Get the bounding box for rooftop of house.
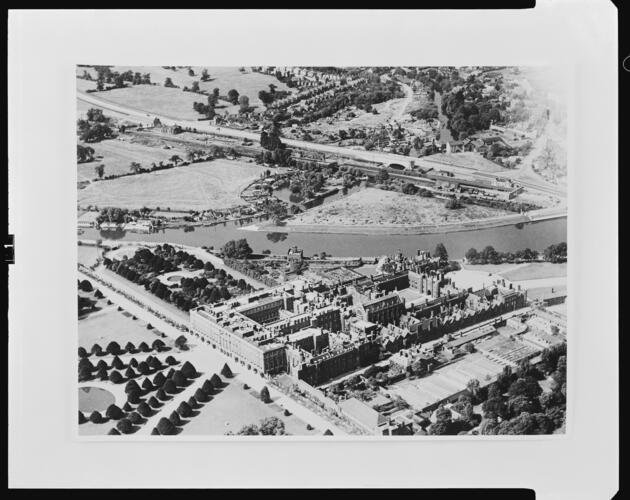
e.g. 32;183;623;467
340;397;388;431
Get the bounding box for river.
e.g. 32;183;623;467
80;217;566;260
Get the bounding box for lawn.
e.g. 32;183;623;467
500;262;567;281
78;159;273;211
77;138;187;182
181;379;318;436
78;302;168;350
77;244;100;267
288;187;512;227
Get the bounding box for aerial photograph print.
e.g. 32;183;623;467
76;65;568;437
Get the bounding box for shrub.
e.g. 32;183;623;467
148;396;161;408
181;361;197;378
194;388;207;402
78;411;87;424
149;357;163;371
165;355;178;366
95;360;108;371
137;402;152;418
105;404;124;420
260;386;271;404
108;428;121;435
152;339;165;351
90;344;103;356
128;411;143;425
78;347;88;358
125;380;141;394
111;356;124;370
166;368;175;379
139;342;150;353
172;371;187;387
187;396;198;409
106;341;121;355
210;373;222;387
141;378;154;392
127;390;142;404
78;357;95;372
169;411;182;426
129;357;139;367
151;427;161;435
201;380;214;395
177;401;192;418
79;279;93;292
306;424;313;431
242;383;249;390
89;411;103;424
153;372;166;387
125;342;136;353
221;363;233;378
137;361;151;375
323;429;333;435
175;335;187;348
96;367;109;380
157;417;177;435
94;289;104;299
109;370;123;384
156;388;169;401
146;323;153;330
116;418;133;434
125;367;137;379
284;409;291;417
78;366;93;382
163;379;177;394
122;402;133;412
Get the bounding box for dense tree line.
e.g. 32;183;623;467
90;66;151;92
465;242;566;265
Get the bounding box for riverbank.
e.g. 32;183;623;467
244;209;567;236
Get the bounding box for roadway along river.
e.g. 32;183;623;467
80;217;567;260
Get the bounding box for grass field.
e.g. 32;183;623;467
499;262;567;281
181;379;319;436
77;97;134;123
288;187;512;227
78;159;272;211
83;84;205;120
77;138;187;182
78;302;167;350
77;66;294;118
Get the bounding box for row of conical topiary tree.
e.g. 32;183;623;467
79;354;180;383
149;369;230;436
78;339;168;359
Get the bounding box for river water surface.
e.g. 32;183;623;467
80;216;566;260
